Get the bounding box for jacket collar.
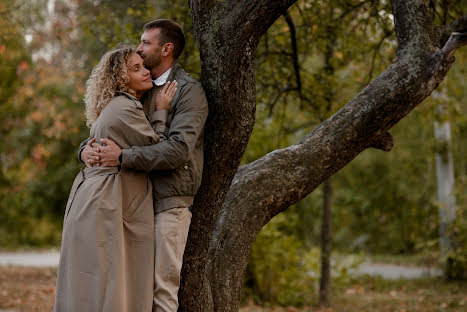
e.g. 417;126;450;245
167;62;182;82
117;91;139;101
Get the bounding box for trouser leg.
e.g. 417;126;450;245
153;207;192;312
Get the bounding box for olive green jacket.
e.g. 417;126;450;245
79;64;208;213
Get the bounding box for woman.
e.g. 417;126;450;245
53;47;176;312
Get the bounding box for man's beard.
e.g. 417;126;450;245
144;53;162;70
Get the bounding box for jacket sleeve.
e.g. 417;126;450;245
120;83;208;172
149;110;169;142
77;137;90;163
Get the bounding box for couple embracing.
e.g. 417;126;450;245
53;19;208;312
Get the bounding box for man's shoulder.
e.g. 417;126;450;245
173;65;200;87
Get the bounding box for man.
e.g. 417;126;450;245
80;19;208;312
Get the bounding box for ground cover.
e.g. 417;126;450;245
241;275;466;311
0;267;465;311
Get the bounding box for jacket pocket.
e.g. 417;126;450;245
152;165;191;198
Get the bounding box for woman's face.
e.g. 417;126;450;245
126;52;153;99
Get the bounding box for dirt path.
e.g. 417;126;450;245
0;251;443;279
0;251;59;268
352;262;442;279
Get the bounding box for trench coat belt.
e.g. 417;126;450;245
82;166;120;179
63;167;120;221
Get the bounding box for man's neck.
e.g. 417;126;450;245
151;60;175;79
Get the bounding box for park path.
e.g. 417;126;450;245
352;262;442;279
0;251;442;279
0;251;59;267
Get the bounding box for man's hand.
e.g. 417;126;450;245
93;138;122;167
81;138;99;168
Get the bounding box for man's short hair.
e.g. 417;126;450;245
143;19;186;59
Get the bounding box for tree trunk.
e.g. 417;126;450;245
433;101;457;277
179;1;467;310
319;178;332;306
319;10;336;305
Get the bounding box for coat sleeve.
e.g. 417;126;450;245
111;100;161;147
120;83;208;172
77;137;90;163
77;97;167;163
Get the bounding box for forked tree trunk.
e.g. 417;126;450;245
179;1;467;310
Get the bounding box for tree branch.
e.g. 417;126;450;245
435;14;467;48
391;0;436;54
370;132;394;151
218;0;298;48
283;10;303;103
207;21;461;308
449;14;467;32
441;31;467;54
188;0;218;18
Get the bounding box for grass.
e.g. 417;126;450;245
240;276;466;312
0;267;465;311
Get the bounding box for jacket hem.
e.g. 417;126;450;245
155;196;193;214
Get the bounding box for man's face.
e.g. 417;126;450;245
136;28;163;70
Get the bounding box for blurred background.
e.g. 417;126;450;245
0;0;466;310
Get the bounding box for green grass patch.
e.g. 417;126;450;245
241;275;467;311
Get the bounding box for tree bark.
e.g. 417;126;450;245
179;1;467;310
180;1;297;310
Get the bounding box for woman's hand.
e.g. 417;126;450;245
156;80;178;110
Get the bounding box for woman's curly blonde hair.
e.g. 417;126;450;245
84;46;137;127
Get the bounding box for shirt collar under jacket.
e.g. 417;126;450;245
153;67;171;86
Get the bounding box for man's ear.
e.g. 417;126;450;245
162;42;175;57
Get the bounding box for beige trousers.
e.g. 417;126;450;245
153;207;192;312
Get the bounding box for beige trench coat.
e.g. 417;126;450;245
54;93;161;312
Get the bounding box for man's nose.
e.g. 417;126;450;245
136;43;143;53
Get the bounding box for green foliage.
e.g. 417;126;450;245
445;209;467;279
244;213;362;306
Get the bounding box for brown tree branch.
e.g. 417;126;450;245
449;14;467;32
207;20;461;308
219;0;298;48
188;0;218;18
441;31;467;54
370;132;394;151
283;10;303;103
435;14;467;48
391;0;436;54
181;1;466;311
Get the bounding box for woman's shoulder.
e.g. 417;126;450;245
98;94;142;124
109;93;143;110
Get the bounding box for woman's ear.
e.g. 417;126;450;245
162;43;175;57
